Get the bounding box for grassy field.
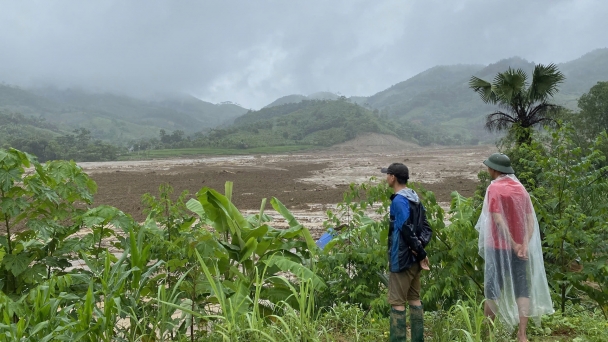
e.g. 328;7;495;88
119;144;318;160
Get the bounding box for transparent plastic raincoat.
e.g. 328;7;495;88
475;174;554;327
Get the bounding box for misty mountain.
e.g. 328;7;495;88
3;48;607;149
366;49;608;133
264;94;308;108
264;91;340;108
0;85;248;143
258;49;608;142
557;48;608;107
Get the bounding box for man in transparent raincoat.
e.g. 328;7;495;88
475;153;554;342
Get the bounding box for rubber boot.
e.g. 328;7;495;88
410;305;424;342
390;307;407;341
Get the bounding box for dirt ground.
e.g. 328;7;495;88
79;134;496;237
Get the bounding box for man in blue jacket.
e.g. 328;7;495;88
382;163;431;342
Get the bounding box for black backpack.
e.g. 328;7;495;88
407;201;433;248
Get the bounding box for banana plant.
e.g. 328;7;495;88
186;182;324;312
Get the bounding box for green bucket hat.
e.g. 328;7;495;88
483;153;515;174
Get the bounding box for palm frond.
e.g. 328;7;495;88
470;62;565;140
469;76;496;104
485;111;516;132
528;63;565;102
525;102;563;127
492;68;527;104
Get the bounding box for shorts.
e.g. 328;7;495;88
388;262;421;306
485;248;529;299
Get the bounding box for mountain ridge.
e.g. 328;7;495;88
0;85;248;143
2;48;607;148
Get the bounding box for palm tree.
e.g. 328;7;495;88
469;63;565;145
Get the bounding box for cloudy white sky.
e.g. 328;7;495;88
1;0;607;109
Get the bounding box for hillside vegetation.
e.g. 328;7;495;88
127;98;470;157
2;48;608;160
264;91;339;108
200;99;398;148
0;111;121;161
0;85;248;143
264;49;608;143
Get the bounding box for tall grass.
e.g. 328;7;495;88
425;298;515;342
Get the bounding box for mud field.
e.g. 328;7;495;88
79;135;496;238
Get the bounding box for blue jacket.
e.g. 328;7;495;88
388;188;432;273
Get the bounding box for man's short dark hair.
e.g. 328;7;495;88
381;163;409;184
394;175;408;185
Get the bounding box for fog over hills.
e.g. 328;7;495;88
0;84;248;142
259;49;608;130
2;1;607;110
1;48;607;145
264;92;339;108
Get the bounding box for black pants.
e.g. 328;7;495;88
485;248;529;299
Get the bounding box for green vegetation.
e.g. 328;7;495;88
576;81;608;140
232;99;394;146
359;49;608;143
140;98;475;152
0;111;60;148
2;49;608;156
2;51;608;339
1;133;608;340
0;85;248;143
1;111;121;162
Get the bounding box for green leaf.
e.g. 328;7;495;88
278;224;303;239
255;237;273;257
0;167;22;192
241;225;269;242
225;181;233;202
270;197;317;255
263;256;325;290
186;198;205;218
0;150;8;163
42;256;72;269
270;197;299;228
192;185;251;236
239;237;258;262
3;253;32;277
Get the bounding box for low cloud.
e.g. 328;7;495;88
0;0;606;109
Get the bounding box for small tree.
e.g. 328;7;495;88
578;81;608;138
532;126;608;317
469;63;565;145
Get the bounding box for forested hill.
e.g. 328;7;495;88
0;85;248;143
204;99;415;148
558;48;608;106
261;49;608;143
2;48;607;151
367;50;608;137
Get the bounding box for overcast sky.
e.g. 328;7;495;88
1;0;607;109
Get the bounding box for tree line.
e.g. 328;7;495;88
0;112;120;162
